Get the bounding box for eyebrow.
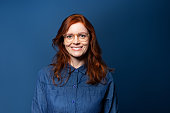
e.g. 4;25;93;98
66;32;88;35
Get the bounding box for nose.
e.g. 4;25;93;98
72;35;80;44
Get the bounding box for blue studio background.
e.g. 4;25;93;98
0;0;170;113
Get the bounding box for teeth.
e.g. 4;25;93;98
72;47;81;50
71;47;82;48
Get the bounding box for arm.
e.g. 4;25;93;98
103;72;119;113
31;69;47;113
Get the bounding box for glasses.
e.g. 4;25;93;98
63;32;89;42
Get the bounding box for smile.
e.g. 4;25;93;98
71;46;83;51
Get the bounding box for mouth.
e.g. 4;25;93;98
71;46;83;51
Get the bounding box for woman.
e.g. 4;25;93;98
31;14;119;113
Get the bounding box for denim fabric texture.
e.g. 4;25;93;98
31;64;118;113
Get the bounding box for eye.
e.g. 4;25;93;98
79;34;86;38
66;35;73;39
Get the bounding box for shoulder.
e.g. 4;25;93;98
37;65;54;84
38;65;54;75
105;70;115;84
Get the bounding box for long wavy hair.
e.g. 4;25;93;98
50;14;113;86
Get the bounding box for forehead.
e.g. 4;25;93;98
66;22;88;34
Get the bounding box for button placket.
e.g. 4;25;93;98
71;69;78;106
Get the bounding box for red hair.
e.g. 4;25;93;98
50;14;113;86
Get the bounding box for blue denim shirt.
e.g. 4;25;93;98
31;64;118;113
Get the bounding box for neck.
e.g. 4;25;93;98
69;56;85;69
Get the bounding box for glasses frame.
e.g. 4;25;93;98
63;32;90;42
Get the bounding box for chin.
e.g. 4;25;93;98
71;54;83;58
70;52;87;59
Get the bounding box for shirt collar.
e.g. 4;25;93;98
66;63;86;75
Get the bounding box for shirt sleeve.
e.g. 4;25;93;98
31;69;47;113
103;72;119;113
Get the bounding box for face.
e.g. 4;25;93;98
63;22;89;59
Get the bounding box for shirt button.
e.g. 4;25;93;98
72;100;75;103
74;69;78;72
73;84;77;88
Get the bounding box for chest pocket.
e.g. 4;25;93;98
89;87;106;96
46;84;69;96
45;84;70;113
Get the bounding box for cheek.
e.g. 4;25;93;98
64;40;71;50
83;43;89;52
63;40;69;46
86;41;90;49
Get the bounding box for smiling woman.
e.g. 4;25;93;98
31;14;119;113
